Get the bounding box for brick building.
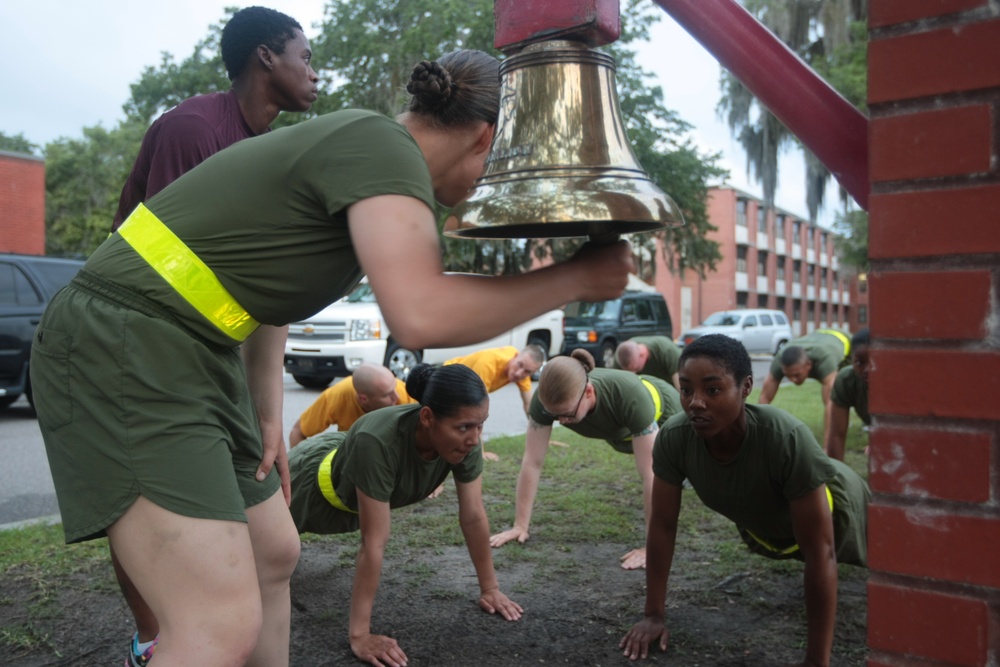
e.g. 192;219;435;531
652;186;868;339
0;150;45;255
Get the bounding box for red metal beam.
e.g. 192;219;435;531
652;0;870;210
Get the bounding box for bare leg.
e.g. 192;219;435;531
110;544;159;642
108;497;264;666
245;491;301;667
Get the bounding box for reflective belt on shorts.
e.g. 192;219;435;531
817;328;851;359
744;487;834;556
118;203;260;342
318;447;357;514
624;379;664;441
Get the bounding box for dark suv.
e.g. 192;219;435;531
561;291;673;367
0;253;85;409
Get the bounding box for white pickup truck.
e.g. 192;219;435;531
284;279;565;387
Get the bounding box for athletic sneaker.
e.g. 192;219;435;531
125;634;157;667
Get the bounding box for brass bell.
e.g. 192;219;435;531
444;39;683;240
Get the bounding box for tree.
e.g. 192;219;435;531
0;131;39;156
43;1;724;275
832;209;867;270
717;0;868;221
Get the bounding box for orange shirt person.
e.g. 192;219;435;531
288;364;415;446
444;345;545;414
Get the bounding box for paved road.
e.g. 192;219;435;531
0;358;773;527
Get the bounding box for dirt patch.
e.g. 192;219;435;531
0;525;867;666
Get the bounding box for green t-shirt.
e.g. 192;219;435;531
653;404;868;566
86;110;435;347
831;367;870;425
529;368;682;453
288;404;482;535
613;335;681;382
769;330;848;382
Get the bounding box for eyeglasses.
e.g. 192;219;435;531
541;380;588;420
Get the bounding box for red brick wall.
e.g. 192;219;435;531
867;3;1000;665
0;151;45;255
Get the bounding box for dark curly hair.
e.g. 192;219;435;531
221;6;303;81
405;363;488;418
679;334;753;385
405;50;500;128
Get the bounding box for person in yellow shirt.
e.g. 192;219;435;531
444;345;545;414
431;345;544;481
289;364;415;446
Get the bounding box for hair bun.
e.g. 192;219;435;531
406;60;457;111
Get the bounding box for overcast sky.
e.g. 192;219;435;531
0;0;839;226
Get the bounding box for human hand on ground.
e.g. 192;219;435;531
620;547;646;570
483;450;500;462
351;632;408;667
479;589;524;621
490;526;529;548
427;484;445;499
620;617;669;660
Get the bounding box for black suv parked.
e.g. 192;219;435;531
0;253;85;409
561;291;673;367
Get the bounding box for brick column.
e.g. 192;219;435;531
866;2;1000;665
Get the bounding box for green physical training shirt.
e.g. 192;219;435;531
529;368;681;453
831;367;870;425
654;404;868;565
613;335;681;382
87;110;435;347
769;330;848;381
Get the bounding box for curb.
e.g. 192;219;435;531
0;513;62;532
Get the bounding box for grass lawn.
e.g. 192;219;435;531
0;382;869;660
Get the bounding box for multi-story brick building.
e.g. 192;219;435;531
653;185;868;339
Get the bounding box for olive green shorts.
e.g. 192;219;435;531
287;431;359;536
31;272;280;544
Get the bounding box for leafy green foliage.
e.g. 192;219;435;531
717;1;868;221
43;121;147;256
0;132;39;156
39;0;723;276
832;209;869;270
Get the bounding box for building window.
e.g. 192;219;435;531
807;265;815;286
821;231;828;248
808;226;815;245
757;207;766;232
793;260;801;282
737;245;748;272
858;272;868;293
776;296;786;312
757;294;769;308
775;214;785;237
793;221;801;244
757;251;767;276
820;268;827;286
793;299;801;320
777;260;786;280
736;291;748;308
736;199;748;227
858;305;868;324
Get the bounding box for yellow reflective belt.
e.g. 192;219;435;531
318;447;357;514
745;486;834;555
817;328;851;359
641;378;663;423
118;203;260;342
625;379;664;442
